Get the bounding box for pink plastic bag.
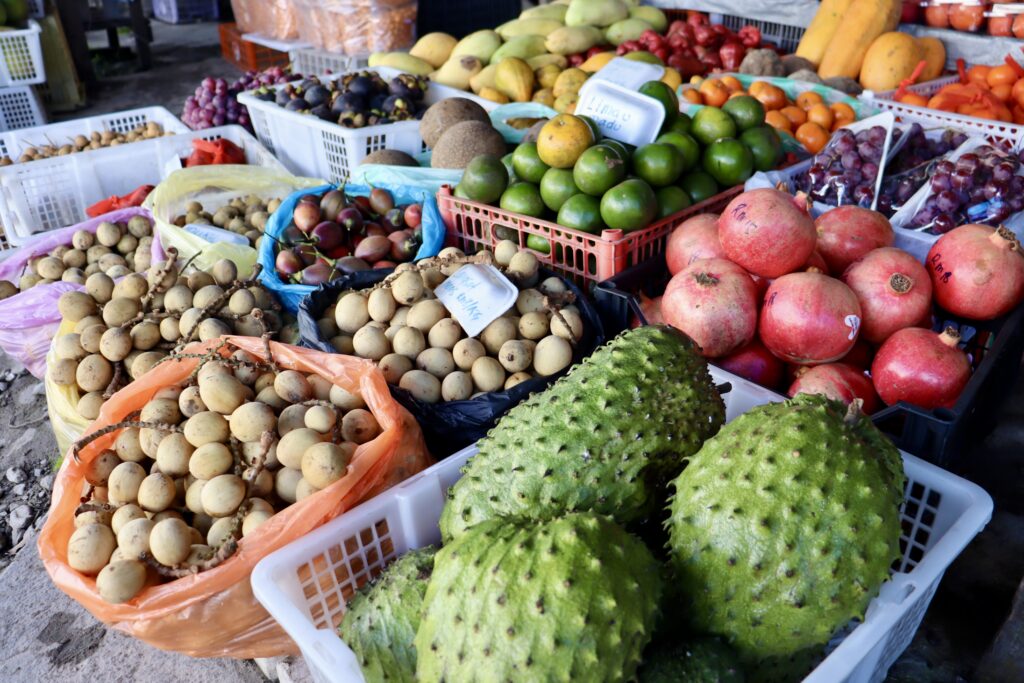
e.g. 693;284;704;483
0;208;165;378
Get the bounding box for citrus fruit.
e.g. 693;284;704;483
681;88;702;105
655;131;700;173
795;122;829;153
501;153;518;183
599;139;631;161
806;103;834;130
663;112;693;135
764;110;792;133
691;106;738;146
720;75;743;93
512;142;552;184
679;171;719;204
779;105;807;127
987;64;1017;87
698;79;730;107
632;143;685;187
577;115;603;142
536;114;595;168
830;102;856;125
599;178;658;232
499;182;545;217
722;95;766;131
701;138;754;187
526;234;551;254
795;91;824;110
753;83;786;111
655;186;692;218
557;194;605;234
573;144;627;196
460;154;509;203
739;125;784;172
453;183;471;199
639;80;679;126
539;168;580;212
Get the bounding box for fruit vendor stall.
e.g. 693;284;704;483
1;0;1024;681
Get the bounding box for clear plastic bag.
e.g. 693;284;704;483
249;0;300;40
38;337;432;658
802;112;895;210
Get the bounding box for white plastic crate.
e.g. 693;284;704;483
251;366;993;683
153;0;218;23
709;12;806;53
0;125;281;245
238;66;497;184
0;20;45;87
0;105;188;161
289;49;365;77
0;85;45;131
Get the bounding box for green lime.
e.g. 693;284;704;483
577;115;603;143
623;51;664;66
499;182;545;217
526;234;551;253
599;139;630;161
655;131;700;174
557;194;605;234
679;171;719;204
460;154;509;204
501;153;518;184
453;183;471;199
662;113;692;135
740;125;784;172
655;185;692;219
638;80;679;126
722;95;766;132
573;145;627;196
600;178;658;232
539;168;580;212
631;143;684;187
512;142;551;184
691;106;738;146
702;138;755;187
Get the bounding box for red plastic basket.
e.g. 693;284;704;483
219;22;290;73
437;185;741;288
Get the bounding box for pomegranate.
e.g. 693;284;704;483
718;188;816;278
802;250;830;275
665;214;725;275
949;3;985;31
716;339;785;388
662;258;758;357
814;206;894;274
759;272;862;364
841;338;875;371
842;247;932;343
635;293;664;328
788;363;881;413
926;225;1024;320
872;327;971;409
924;3;949;27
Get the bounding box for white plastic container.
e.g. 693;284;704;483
0;125;282;245
0;20;45;87
289;49;365;77
251;365;993;683
238;66;497;184
0;85;45;131
0;105;188;160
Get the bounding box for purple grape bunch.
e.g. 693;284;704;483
181;66;299;133
876;127;966;216
910;144;1024;234
803;126;887;208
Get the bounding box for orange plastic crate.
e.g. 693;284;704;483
219;22;290;72
437;185;740;287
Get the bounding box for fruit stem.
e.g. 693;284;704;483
805;266;823;274
888;273;912;294
993;226;1021;252
939;326;961;348
844;398;863;425
694;272;720;286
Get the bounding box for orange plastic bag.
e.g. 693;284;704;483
38;337;432;658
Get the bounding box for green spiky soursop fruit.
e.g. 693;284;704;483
640;638;746;682
337;546;437;683
416;512;662;681
440;325;725;541
667;394;905;669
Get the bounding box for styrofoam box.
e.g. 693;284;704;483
0;20;45;87
251;366;994;683
0;105;189;161
238;66;498;184
0;124;281;245
0;85;45;131
289;49;366;78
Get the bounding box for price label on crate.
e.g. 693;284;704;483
990;3;1024;15
435;264;518;337
590;57;664;90
576;79;666;147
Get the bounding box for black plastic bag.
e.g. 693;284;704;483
297;267;606;458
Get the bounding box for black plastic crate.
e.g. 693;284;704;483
593;256;1024;469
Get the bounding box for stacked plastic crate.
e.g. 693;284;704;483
0;1;47;131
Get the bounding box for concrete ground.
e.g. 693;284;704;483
14;13;1024;683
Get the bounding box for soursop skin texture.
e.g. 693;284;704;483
440;325;726;541
640;638;746;683
415;512;663;682
337;546;437;683
667;394;904;666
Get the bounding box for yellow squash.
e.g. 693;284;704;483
817;0;902;80
795;0;854;67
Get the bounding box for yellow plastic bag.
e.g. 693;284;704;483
39;336;433;658
45;320;91;458
144;166;324;275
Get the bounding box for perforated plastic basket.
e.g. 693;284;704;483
0;19;45;87
0;125;282;245
152;0;219;23
289;49;364;77
238;66;497;184
437;184;740;288
250;365;994;683
661;9;807;52
0;105;189;161
0;85;45;131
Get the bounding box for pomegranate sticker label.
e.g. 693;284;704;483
435;264;517;337
845;314;861;341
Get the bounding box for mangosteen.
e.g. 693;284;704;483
338;91;366;112
388;74;426;102
346;75;374;98
338;111;367;128
285;98;310;112
299;78;320;91
275;89;292;107
311;104;332;121
305;85;330;108
369;92;387;111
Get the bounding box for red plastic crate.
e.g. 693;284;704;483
219;22;289;72
437;185;740;288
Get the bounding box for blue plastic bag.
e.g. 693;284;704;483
257;181;446;313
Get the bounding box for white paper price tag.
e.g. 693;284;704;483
435;263;518;337
590;57;664;90
184;224;250;246
990;4;1024;15
575;79;666;147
